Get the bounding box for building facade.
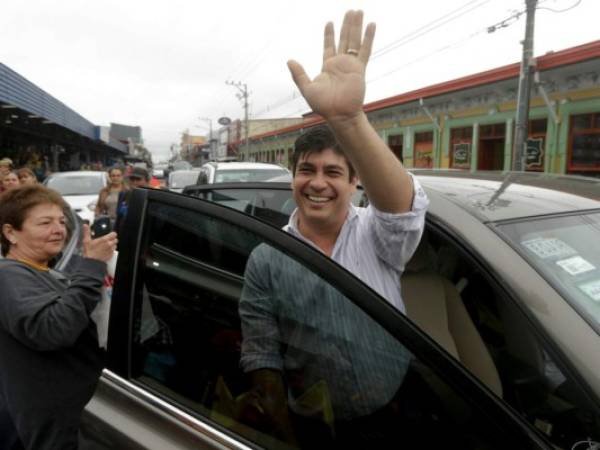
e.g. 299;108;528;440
240;40;600;177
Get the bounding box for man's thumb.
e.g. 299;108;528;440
287;60;309;93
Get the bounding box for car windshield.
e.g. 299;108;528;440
169;172;199;188
497;212;600;333
214;168;288;183
45;175;103;195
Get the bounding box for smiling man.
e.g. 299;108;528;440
238;10;428;447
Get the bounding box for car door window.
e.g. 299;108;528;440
120;197;548;449
403;225;600;449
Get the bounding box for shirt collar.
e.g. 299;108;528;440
284;204;359;241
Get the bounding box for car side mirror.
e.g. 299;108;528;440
92;215;112;239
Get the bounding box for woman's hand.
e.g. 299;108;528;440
82;224;118;262
287;10;375;123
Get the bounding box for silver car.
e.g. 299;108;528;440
43;170;107;224
79;170;600;449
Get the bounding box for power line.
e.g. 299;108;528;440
536;0;582;13
252;0;495;119
367;28;486;85
371;0;493;60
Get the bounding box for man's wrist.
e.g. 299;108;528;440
326;111;368;133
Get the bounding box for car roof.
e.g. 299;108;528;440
46;171;105;178
169;169;200;174
206;162;288;171
182;170;600;222
412;170;600;222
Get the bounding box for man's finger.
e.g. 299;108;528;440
287;60;310;94
347;10;363;55
337;10;352;54
323;22;335;65
359;22;376;65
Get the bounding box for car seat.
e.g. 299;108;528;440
401;237;503;398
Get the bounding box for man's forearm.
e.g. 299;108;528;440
328;112;414;213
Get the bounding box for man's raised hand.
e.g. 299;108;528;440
287;10;375;124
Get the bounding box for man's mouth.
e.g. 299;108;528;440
306;195;331;203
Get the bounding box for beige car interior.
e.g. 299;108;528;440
402;233;504;398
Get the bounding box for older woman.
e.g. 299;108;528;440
0;185;118;449
95;167;128;226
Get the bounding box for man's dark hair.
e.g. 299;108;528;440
292;126;356;181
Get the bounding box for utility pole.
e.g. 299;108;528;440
226;81;250;159
512;0;538;171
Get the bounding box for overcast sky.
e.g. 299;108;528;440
1;0;598;161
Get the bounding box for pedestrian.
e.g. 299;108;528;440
0;158;12;176
0;184;118;449
1;171;20;191
238;10;428;448
16;168;38;185
113;166;149;234
0;158;13;193
94;167;129;228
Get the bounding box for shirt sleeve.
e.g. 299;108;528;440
239;244;284;373
367;173;429;271
0;258;106;351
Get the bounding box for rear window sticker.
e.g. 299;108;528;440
556;256;595;276
522;237;576;260
578;280;600;302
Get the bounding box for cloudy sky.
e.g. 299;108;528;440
1;0;598;161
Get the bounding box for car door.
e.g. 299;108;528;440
80;187;552;449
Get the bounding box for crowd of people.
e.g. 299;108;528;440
0;158;40;194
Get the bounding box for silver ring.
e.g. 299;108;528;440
346;48;359;56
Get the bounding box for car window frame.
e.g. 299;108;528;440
107;186;552;448
425;207;600;415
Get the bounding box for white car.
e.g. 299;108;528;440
167;169;201;193
197;161;290;184
43;171;107;223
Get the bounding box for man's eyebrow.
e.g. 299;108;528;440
324;164;345;171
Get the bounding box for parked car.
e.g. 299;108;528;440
197;161;290;185
43;170;107;223
167;169;202;193
75;170;600;449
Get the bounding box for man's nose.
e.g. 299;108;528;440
309;172;327;189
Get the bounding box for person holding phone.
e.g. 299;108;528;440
0;184;117;449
